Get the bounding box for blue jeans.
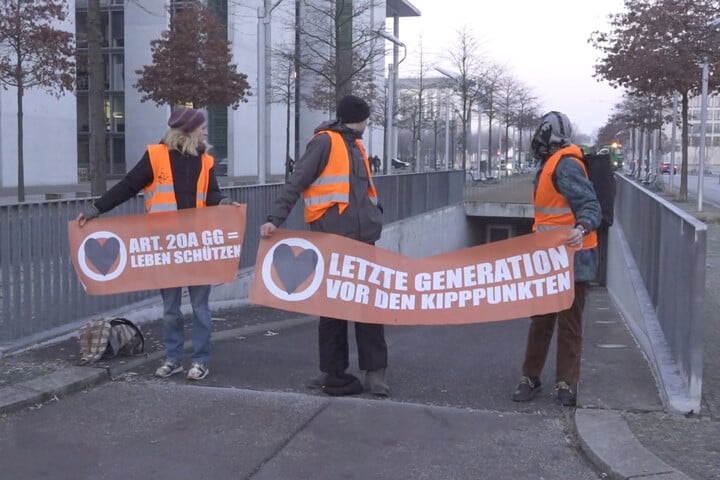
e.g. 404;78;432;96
160;285;212;366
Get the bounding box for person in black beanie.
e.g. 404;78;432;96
260;94;390;397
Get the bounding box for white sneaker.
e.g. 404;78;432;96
186;363;209;380
155;360;183;378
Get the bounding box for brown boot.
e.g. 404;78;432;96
364;369;390;397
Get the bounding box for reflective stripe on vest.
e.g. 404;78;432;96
143;144;214;214
533;145;598;250
302;130;378;223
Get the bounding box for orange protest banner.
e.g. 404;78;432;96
68;205;246;295
250;229;577;325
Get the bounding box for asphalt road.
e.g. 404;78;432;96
0;315;603;480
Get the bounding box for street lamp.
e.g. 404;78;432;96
377;30;406;175
698;59;708;211
434;67;457;171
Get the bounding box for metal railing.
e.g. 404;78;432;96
0;171;463;350
615;175;706;408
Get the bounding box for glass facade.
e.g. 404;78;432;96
75;4;126;176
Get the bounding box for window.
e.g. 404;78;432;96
208;105;228;159
111;54;124;91
77;96;89;132
76;11;88;48
111;137;126;174
110;11;124;47
111;96;125;133
100;11;109;47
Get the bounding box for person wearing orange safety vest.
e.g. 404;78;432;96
77;107;238;382
511;111;602;407
260;94;389;397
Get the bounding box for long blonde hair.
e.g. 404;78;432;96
162;128;211;156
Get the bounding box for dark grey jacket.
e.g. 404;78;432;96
267;121;383;244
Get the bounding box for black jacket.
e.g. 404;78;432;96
94;146;225;213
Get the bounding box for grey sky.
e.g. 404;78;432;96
395;0;627;136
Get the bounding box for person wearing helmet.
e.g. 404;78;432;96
511;111;602;407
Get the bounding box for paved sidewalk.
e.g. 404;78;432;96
616;189;720;480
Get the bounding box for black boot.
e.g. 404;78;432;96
511;376;541;402
364;368;390;397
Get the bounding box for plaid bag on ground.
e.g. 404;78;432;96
78;318;144;365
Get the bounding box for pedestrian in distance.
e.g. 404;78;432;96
372;155;382;174
77;106;241;381
259;94;390;397
511;111;602;407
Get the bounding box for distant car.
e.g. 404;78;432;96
391;158;410;169
661;163;677;174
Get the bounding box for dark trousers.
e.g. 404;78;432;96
521;282;587;385
318;316;388;374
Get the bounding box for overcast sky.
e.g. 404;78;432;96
394;0;627;136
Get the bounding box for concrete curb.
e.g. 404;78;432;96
574;409;692;480
0;315;316;416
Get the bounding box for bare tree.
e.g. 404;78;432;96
445;27;485;170
298;0;383;110
512;86;539;166
479;63;505;176
270;48;297;181
395;38;431;171
495;75;521;163
134;1;250;109
0;0;74;202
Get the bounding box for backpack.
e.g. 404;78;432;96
550;151;616;229
581;152;616;228
78;318;145;365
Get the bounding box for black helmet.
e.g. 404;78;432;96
531;111;572;160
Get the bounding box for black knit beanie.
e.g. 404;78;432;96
336;94;370;124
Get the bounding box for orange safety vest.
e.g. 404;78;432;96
302;130;378;223
533;145;598;250
143;144;214;213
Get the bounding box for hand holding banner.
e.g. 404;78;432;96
68;205;247;295
250;229;577;326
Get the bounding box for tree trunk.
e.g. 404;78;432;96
461;117;468;171
504;122;510;161
335;0;353;100
88;0;107;195
16;82;24;203
518;127;523;167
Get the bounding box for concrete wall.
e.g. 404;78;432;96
606;224;697;414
